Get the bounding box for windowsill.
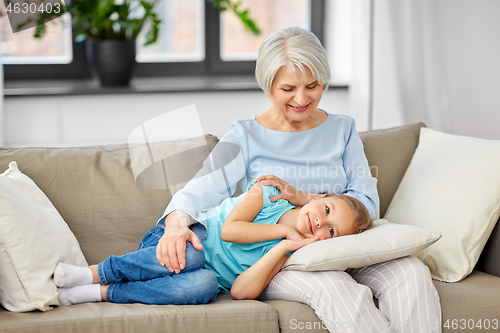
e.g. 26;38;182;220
3;76;263;97
4;76;348;97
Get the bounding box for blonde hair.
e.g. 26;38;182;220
326;194;373;235
255;27;330;95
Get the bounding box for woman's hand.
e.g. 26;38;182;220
156;210;203;274
254;175;322;207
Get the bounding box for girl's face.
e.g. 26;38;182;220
268;66;323;125
296;196;356;239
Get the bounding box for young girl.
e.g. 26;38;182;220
53;181;372;305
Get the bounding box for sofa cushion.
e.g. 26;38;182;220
384;128;500;282
264;300;327;333
359;122;425;217
0;161;87;312
0;135;218;265
0;294;278;333
433;270;500;327
282;219;440;272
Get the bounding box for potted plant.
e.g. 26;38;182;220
21;0;260;87
72;0;161;86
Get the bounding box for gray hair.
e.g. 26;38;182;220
255;27;330;95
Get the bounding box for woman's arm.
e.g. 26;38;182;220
157;123;249;271
341;118;380;220
220;182;298;244
230;237;320;300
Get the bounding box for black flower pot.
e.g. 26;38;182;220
88;39;137;87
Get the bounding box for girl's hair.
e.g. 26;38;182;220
255;27;330;95
326;194;373;234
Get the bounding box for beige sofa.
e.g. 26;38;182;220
0;122;499;333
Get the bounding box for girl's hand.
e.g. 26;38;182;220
279;236;323;253
254;175;310;206
285;226;306;241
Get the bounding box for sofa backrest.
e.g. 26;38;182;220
0;135;218;265
359;122;424;217
1;123;498;277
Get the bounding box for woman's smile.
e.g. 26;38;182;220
289;104;310;113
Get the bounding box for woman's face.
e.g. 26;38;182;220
268;66;323;124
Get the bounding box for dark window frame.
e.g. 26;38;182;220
4;0;325;82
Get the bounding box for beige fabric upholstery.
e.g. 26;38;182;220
0;294;279;333
0;124;499;333
264;300;328;333
0;135;218;265
476;220;500;277
434;271;500;331
359;122;425;217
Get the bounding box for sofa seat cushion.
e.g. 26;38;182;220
434;270;500;326
264;300;327;333
0;294;279;333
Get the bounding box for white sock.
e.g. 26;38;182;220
58;284;102;306
53;262;94;288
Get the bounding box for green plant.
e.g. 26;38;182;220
29;0;161;45
207;0;261;35
27;0;260;46
71;0;160;45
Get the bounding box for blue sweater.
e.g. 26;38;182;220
160;113;379;227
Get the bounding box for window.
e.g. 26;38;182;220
136;0;204;63
220;0;311;61
1;14;72;64
2;0;325;81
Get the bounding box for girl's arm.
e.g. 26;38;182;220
220;182;298;244
230;237;320;300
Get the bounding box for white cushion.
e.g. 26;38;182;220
282;219;440;272
0;161;87;312
384;128;500;282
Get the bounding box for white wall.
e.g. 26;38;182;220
3;89;349;147
5;0;499;146
371;0;500;140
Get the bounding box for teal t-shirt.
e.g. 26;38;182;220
202;181;295;293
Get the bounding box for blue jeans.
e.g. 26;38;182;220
97;225;218;305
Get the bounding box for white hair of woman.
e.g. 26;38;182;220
255;26;331;95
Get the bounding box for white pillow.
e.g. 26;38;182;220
384;128;500;282
0;161;88;312
282;219;440;272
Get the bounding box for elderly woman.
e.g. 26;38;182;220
157;27;441;333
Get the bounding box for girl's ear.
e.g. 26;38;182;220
309;194;326;202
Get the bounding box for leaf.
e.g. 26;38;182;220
28;0;258;44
